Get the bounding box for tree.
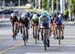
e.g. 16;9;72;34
42;0;48;10
69;0;75;15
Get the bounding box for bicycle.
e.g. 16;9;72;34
56;26;62;45
41;27;50;51
12;22;19;40
19;23;28;46
40;28;43;40
33;25;39;44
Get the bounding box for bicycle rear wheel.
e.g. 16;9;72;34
41;28;43;40
58;27;61;45
43;36;47;51
43;29;47;51
34;28;38;44
22;27;27;46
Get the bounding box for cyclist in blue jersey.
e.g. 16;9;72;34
56;14;64;39
39;11;51;47
39;11;51;28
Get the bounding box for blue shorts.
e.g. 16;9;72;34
57;23;62;26
42;23;49;28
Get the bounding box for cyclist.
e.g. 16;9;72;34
31;12;39;40
10;13;18;39
51;14;57;38
19;12;30;40
56;14;64;39
39;11;51;47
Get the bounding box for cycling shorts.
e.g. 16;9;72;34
42;23;49;28
19;18;29;29
56;22;62;26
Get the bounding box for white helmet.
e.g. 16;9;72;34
32;14;37;19
58;14;61;18
21;13;25;19
11;13;15;17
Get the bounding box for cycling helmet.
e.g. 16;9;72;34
21;13;25;19
11;13;15;17
58;14;61;18
43;12;47;17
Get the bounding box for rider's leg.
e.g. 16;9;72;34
32;22;35;38
51;24;53;33
12;24;17;40
41;28;43;40
12;25;14;37
36;26;39;40
14;22;19;35
20;26;22;34
26;27;29;40
53;24;56;37
36;22;39;40
12;23;15;37
47;29;50;47
61;24;64;39
14;24;17;36
56;25;59;39
32;22;34;38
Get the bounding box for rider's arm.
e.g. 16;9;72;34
39;15;43;28
47;15;51;28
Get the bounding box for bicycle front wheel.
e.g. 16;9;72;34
44;35;47;51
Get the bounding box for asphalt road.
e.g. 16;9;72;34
0;19;75;54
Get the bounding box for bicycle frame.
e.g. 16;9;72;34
57;26;62;45
33;25;39;44
42;28;50;51
19;23;27;46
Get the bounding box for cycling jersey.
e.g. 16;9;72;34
10;13;18;24
56;17;62;26
39;13;50;28
39;13;50;26
31;14;39;26
10;16;18;22
20;13;29;29
32;14;39;22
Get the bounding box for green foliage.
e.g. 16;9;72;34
69;0;75;14
42;0;48;10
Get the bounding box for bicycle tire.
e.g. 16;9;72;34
43;29;47;51
58;27;61;45
41;28;43;40
44;35;47;51
34;27;38;44
23;26;27;46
